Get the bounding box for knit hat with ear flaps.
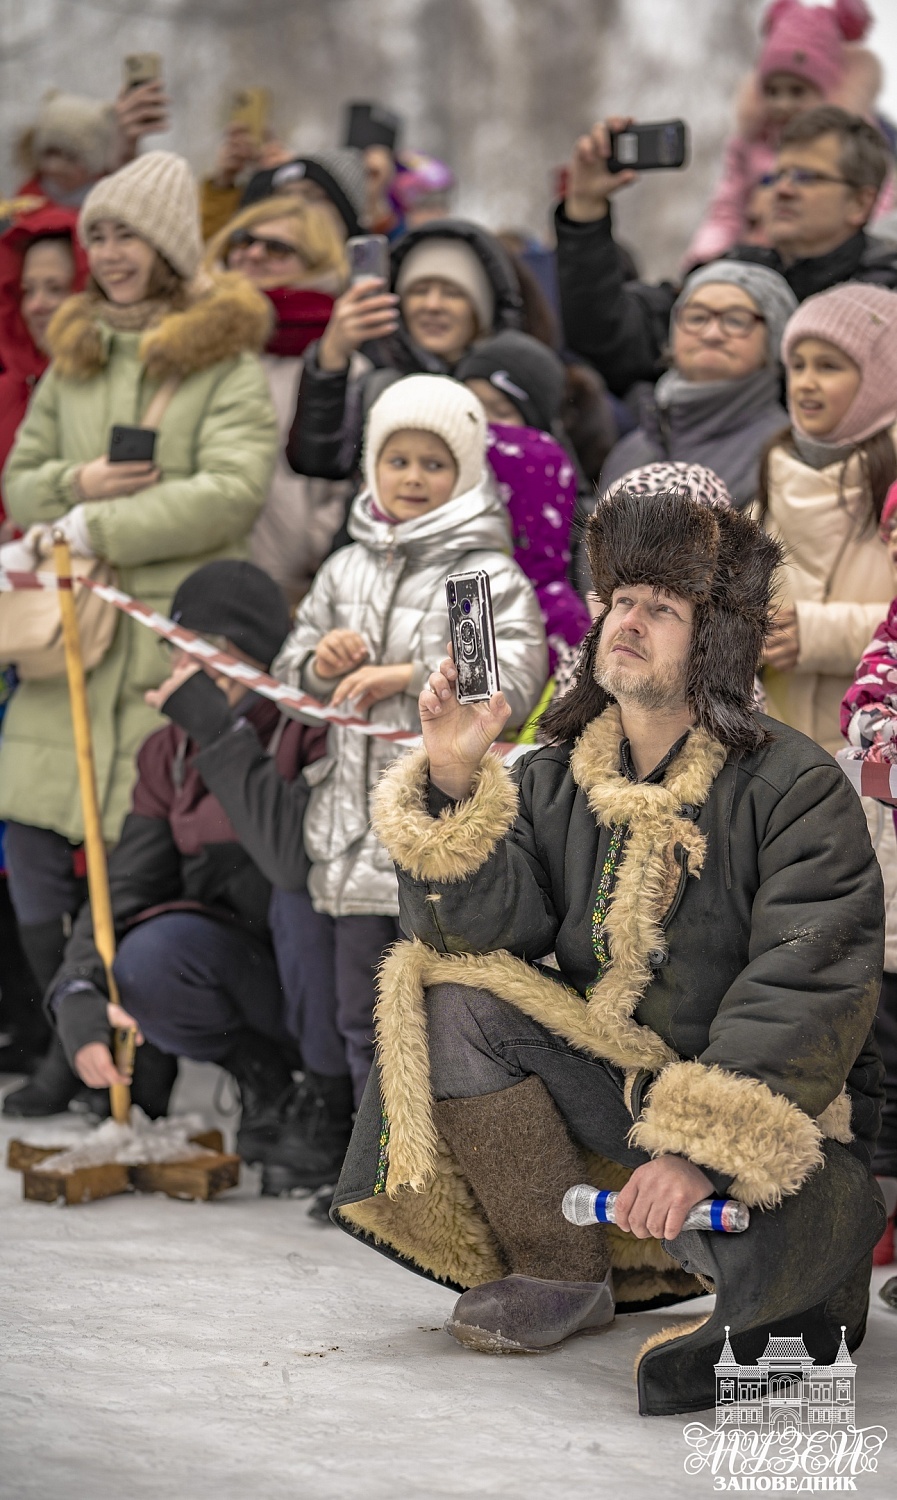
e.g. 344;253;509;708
395;238;496;334
78;151;203;279
540;488;782;753
363;373;487;503
782;282;897;445
455;330;565;432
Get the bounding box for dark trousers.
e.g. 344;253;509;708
114;912;292;1064
875;971;897;1177
3;821;87;927
426;981;651;1169
269;888;399;1107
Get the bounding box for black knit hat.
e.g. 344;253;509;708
241;150;365;237
541;488;783;752
455;330;565;433
170;562;290;670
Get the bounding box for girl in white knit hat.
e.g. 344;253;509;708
0;149;278;1120
268;374;547;1192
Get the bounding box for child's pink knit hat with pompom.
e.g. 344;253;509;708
758;0;871;96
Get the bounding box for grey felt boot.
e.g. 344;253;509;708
433;1075;614;1353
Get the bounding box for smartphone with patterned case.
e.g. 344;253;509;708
445;570;501;703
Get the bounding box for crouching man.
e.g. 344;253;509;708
47;562;354;1193
332;487;886;1416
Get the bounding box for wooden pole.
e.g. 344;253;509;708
52;533;134;1124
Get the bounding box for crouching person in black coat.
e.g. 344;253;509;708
47;561;354;1193
332;488;887;1417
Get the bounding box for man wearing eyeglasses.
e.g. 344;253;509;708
557;105;896;400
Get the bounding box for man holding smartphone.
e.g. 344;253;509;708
557;105;896;399
332;484;885;1418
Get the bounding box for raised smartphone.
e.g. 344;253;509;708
122;53;163;91
347;234;390;287
446;570;501;704
608;120;688;173
229;87;271;149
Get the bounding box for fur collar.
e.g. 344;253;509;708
48;271;272;381
569;704;727;828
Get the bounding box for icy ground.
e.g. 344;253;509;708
2;1062;895;1500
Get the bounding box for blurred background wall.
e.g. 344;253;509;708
1;0;894;279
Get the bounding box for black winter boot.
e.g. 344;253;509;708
2;1032;80;1117
219;1030;296;1164
261;1072;354;1195
0;887;49;1071
71;1042;180;1122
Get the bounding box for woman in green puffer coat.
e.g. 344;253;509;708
0;150;278;1118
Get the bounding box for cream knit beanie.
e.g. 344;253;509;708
79;151;202;280
395;238;496;333
363;375;487;502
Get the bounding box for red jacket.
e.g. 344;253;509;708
0;199;88;521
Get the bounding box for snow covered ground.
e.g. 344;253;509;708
2;1061;895;1500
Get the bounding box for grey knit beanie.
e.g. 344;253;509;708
674;260;798;362
264;149;366;236
79;151;202;279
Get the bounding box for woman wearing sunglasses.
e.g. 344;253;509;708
206;196;353;606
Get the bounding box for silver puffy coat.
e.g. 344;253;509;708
274;479;548;915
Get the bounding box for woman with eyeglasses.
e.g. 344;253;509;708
207;195;354;606
577;262;796;586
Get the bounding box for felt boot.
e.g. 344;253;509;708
434;1075;613;1354
261;1071;354;1195
635;1141;886;1417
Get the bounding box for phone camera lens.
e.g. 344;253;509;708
462;598;472;615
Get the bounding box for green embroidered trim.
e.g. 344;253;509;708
590;823;626;977
373;1109;390;1194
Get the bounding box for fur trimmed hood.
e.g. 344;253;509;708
46;271;273;381
543;487;783;753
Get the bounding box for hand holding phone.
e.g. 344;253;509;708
318;244;399;372
419;629;511;804
109;425;157;465
566;115;639;221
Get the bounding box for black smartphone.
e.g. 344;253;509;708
608;120;688;174
446;570;501;704
109;425;157;464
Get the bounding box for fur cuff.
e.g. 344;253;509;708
371;748;518;883
629;1061;825;1209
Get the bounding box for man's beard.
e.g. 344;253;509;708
595;638;688;712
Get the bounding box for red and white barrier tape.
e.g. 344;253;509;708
0;562;534;762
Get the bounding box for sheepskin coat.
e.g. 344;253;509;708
0;274;278;841
333;707;884;1310
273;479;547;918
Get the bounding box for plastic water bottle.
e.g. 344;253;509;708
562;1184;750;1233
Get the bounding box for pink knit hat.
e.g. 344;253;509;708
783;282;897;444
758;0;871;95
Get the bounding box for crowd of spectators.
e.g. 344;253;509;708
0;0;895;1262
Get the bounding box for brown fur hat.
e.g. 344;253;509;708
541;487;782;752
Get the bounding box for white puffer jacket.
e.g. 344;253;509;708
274;478;548;916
